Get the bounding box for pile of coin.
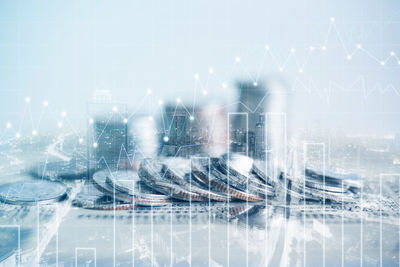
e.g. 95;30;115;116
138;153;276;203
280;165;362;203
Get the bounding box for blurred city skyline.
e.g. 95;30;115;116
0;0;399;134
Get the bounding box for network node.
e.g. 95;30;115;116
189;116;194;121
79;138;83;144
380;61;385;66
158;100;163;105
25;97;31;103
176;98;181;103
202;90;208;95
148;116;153;121
32;130;37;136
356;44;362;49
253;82;258;87
89;118;94;124
209;68;214;74
398;61;400;65
112;106;118;112
123;118;128;124
330;17;335;23
264;45;270;50
235;56;241;62
309;46;315;51
147;89;152;95
290;48;296;53
93;142;98;148
322;46;327;51
222;83;227;89
61;111;67;117
43;100;48;107
298;68;303;73
16;133;21;139
346;55;352;60
6;122;11;128
57;122;63;128
163;136;169;142
390;51;395;56
279;67;283;72
194;73;199;80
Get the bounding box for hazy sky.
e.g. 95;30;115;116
0;0;399;134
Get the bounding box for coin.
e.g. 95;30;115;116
252;159;277;186
305;165;363;188
218;153;254;181
280;172;358;203
72;182;113;208
92;170;170;206
105;170;169;200
29;159;91;180
210;165;274;197
162;159;231;201
191;163;264;202
139;159;205;202
0;180;68;205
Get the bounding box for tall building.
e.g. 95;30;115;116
255;114;266;159
159;104;202;157
87;95;128;172
233;81;267;133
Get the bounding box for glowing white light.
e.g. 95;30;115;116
176;98;181;103
321;46;327;51
298;68;303;73
309;46;315;51
16;133;21;138
380;61;385;66
209;68;214;74
189;116;194;121
163;136;169;142
79;138;83;144
6;122;11;128
57;122;63;128
147;88;152;95
346;55;352;60
112;106;118;112
357;44;362;49
158;100;163;105
235;56;241;62
61;111;67;117
25;97;31;103
43;100;48;107
398;61;400;65
123;118;128;124
253;82;258;87
290;48;296;53
202;90;208;95
194;73;199;80
390;51;395;56
222;83;227;89
93;142;98;148
148;116;153;121
330;17;335;23
279;67;283;72
32;130;37;136
89;118;94;124
265;45;270;50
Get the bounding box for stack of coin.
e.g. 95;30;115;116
280;165;362;203
137;153;276;203
91;169;171;206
